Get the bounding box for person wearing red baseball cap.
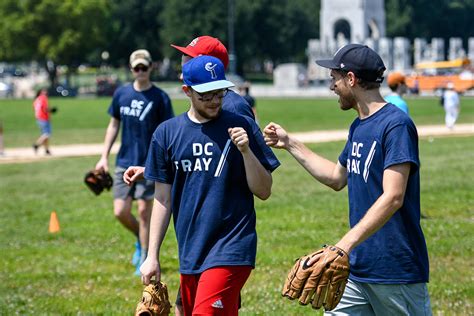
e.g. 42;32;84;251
171;36;255;121
171;36;230;69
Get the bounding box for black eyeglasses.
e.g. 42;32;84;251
133;65;149;72
193;88;229;102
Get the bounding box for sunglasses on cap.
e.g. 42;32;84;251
133;65;149;72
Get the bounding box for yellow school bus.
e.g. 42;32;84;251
405;58;473;93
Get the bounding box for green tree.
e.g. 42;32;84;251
160;0;227;58
102;0;166;68
234;0;320;73
385;0;474;45
0;0;109;87
159;0;319;76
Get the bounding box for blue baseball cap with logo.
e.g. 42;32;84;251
182;55;235;93
316;44;386;83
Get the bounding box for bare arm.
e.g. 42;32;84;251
95;117;120;172
334;163;411;254
229;127;273;200
140;182;172;285
264;122;347;191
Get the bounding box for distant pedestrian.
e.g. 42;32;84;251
32;88;54;155
442;82;460;129
385;72;409;115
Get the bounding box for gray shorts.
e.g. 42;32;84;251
113;167;154;200
325;278;432;316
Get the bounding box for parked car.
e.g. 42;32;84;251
96;76;120;96
48;84;78;97
0;81;14;98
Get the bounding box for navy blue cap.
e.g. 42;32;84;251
182;55;234;93
316;44;386;83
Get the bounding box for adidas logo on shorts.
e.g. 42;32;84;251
211;299;224;309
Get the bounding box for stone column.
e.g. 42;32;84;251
378;37;393;71
431;38;445;61
449;38;465;60
393;37;410;71
307;39;321;81
414;38;427;65
468;38;474;62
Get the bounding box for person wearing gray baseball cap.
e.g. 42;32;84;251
264;43;431;314
95;49;174;276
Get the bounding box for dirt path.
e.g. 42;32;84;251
1;123;472;164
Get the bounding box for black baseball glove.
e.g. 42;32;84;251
84;170;113;195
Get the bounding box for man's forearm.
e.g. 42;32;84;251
286;137;346;190
336;163;410;253
101;120;119;159
336;191;404;253
147;192;172;260
241;149;272;200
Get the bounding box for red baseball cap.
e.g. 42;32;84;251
171;36;229;69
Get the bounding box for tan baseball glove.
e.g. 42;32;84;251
282;245;350;311
135;281;171;316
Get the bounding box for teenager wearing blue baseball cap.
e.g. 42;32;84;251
264;44;431;314
140;55;280;315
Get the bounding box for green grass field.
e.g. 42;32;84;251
0;96;473;147
0;96;473;314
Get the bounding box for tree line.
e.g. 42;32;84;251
0;0;472;85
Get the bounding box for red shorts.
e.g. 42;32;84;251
180;265;252;316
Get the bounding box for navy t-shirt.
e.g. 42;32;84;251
108;84;174;168
145;110;280;274
223;90;254;120
338;103;429;284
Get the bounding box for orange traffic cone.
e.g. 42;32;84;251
49;211;60;233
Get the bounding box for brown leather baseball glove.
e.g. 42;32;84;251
84;169;113;195
282;245;350;311
135;281;171;316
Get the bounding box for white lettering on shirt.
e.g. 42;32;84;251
174;142;215;173
120;99;155;119
347;142;363;175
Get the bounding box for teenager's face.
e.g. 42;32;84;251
330;70;356;111
186;87;226;121
131;63;151;82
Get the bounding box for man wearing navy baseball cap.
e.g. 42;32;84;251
140;55;280;315
315;43;386;83
265;44;431;314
